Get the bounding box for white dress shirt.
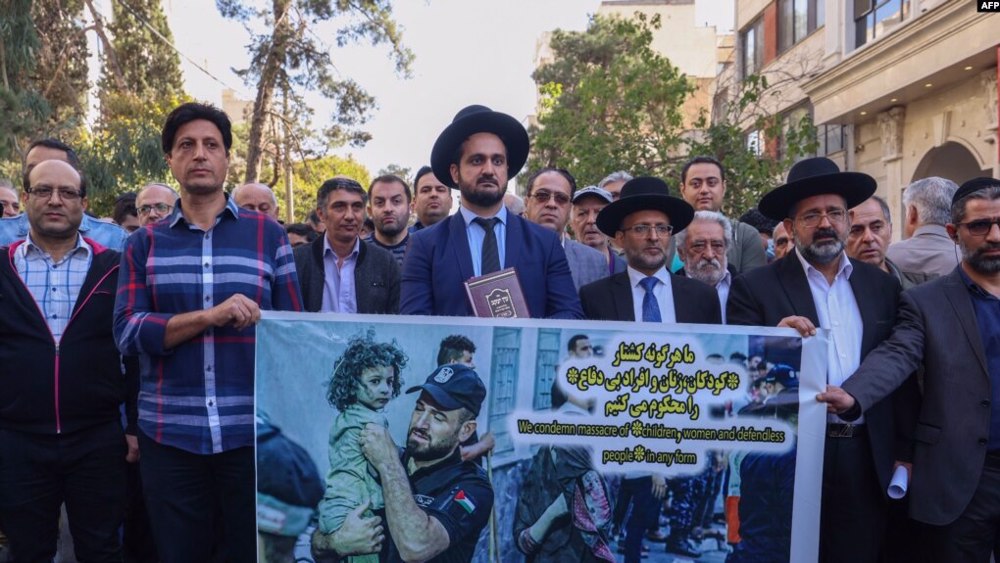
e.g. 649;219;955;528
794;249;863;423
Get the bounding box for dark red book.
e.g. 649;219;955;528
464;267;530;318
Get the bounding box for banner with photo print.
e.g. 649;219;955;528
255;312;828;563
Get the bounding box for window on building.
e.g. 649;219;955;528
488;328;521;456
854;0;910;48
741;17;764;78
817;124;845;156
532;329;561;410
778;0;826;53
746;129;765;157
780;106;813;161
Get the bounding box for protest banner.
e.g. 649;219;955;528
255;312;828;563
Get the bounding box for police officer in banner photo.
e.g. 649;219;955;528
312;363;494;563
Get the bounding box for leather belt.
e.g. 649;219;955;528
827;423;865;438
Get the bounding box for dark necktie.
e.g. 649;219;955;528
473;217;501;274
639;276;662;322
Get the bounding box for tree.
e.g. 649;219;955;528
378;163;411;182
528;14;695;185
0;0;89;172
97;0;184;103
78;0;189;211
31;1;89;128
290;155;371;222
216;0;413;183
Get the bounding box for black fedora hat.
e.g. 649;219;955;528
430;105;530;189
596;177;695;236
759;157;876;221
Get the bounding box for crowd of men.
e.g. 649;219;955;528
0;98;996;563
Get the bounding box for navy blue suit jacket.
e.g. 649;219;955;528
400;212;583;318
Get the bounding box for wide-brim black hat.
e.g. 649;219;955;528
759;157;876;221
430;105;529;189
596;176;694;236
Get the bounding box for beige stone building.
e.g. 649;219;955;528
729;0;998;234
221;88;254;126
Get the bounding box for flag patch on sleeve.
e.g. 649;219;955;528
454;490;476;514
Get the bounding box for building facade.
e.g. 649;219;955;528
731;0;998;235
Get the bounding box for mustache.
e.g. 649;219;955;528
973;242;1000;254
813;227;839;240
694;257;723;271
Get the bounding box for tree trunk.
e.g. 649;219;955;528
244;0;293;183
83;0;126;91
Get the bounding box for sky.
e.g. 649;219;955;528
96;1;731;177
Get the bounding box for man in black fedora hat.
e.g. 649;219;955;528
399;105;581;318
727;156;915;563
579;176;721;326
578;176;721;561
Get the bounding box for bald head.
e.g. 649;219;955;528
233;182;278;219
136;183;179;225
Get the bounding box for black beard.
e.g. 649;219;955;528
460;178;506;208
407;430;459;461
377;220;406;238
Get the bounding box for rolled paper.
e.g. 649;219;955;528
887;464;908;499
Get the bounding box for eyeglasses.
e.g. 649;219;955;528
26;185;83;200
530;190;570;205
956;219;1000;237
795;209;847;228
621;224;673;236
137;203;174;216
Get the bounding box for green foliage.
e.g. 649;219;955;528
0;0;88;165
686;75;819;216
79;94;190;215
527;14;694;185
287;155;372;222
377;163;411;182
74;0;190;215
97;0;185;109
528;13;820;216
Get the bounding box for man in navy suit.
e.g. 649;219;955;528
400;105;582;318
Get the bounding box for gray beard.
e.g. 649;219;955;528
797;238;844;265
963;242;1000;274
688;258;726;286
